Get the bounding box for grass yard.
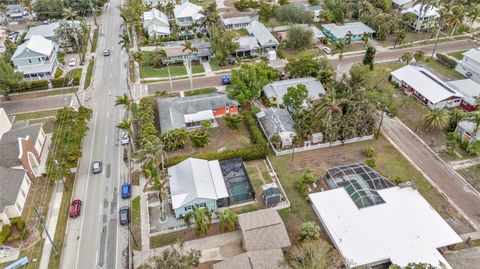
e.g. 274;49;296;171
140;65;187;78
284;48;319;60
420;57;465;80
91;28;99;53
13;109;59;121
376;31;432;47
84;58;94;90
245;160;272;189
48;174;75;269
447;50;467;60
131;196;142;251
168;118;252;158
191;63;205;74
184;87;217;96
342;42;367;53
210;58;239;71
456;165;480;193
269;135;473;237
0;88;77;102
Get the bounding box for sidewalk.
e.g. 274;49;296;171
39;181;64;269
133;173;151;268
202;61;214;76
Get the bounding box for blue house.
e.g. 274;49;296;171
322;22;376;43
168;158;229;218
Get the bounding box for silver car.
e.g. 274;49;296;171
92;160;102;174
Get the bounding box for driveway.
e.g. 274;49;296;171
381;116;480;229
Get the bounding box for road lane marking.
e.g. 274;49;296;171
105;136;108;144
107;111;109;118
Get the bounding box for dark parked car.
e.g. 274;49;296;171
92;160;102;174
119;206;130;225
121;183;131;199
69;199;82;218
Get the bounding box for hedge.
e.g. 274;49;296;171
184;87;217;97
165;111;268;167
14;80;49;92
0;224;12;244
137;97;159;147
436;53;457;69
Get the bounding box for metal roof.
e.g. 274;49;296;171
143;8;170;36
262;77;325;104
447;79;480;105
213;249;287;269
322;22;376;38
222;16;253;26
236;36;260;51
246;21;279;47
173;1;204;20
12;35;56;59
463;48;480;61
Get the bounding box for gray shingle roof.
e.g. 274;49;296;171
222;16;253;26
256;108;295;139
236;36;260;52
213;249;287;269
238;209;291;251
157;93;239;132
25;22;60;40
262;77;325;103
0;166;26;212
246;21;279;47
0;123;43;168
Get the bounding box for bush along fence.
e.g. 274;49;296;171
165;112;269;167
271;135;375;156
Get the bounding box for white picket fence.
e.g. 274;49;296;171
272;135;375;156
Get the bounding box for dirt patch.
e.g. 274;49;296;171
219;242;244;258
195;260;221;269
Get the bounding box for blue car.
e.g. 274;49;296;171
221;75;231;85
121;183;131;199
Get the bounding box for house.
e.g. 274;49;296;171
306;5;322;22
455;120;480;143
237;209;291;251
256;108;296;149
143;8;170;38
447;79;480;111
213;249;287;269
0;167;31;226
6;5;27;20
246;21;279;49
271;24;325;44
234;36;260;57
402;4;439;31
168;158;229;218
222;16;256;30
262;77;325;106
11;35;59;80
0;108;46;182
322;22;376;43
310;163;462;269
159;39;214;63
143;0;175;5
392;0;414;9
455;48;480;84
157;92;240;132
173;1;204;28
390;65;462;109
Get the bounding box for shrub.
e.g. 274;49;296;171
299;221;321;242
362;146;376;157
201;120;212;128
224;114;243;130
435;54;457;69
243;112;267;146
160;128;188;152
0;225;12;244
270;133;282;149
393;176;405;185
189;128;210;148
251;106;261;115
365;158;376;168
10;217;25;231
57;51;66;64
137;97;159;147
54;68;63;78
302;169;316;184
295;178;308;197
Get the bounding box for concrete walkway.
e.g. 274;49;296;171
381;116;480;229
133;173;151;268
450;157;480;170
39;181;64;269
202;61;214;76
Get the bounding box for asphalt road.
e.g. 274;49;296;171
60;1;130;269
0;94;72;114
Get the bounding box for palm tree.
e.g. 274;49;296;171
136;138;166;170
116;118;132;134
183;40;198;91
469;111;480;135
219;209;238;232
444;4;464;36
118;32;131;59
467;4;480;26
184;207;212;236
63;7;78;22
312;89;344;141
344;31;353;46
170;20;180;37
165;2;175;18
361;32;370;47
132;51;144;66
158;49;173;91
423;108;449;130
335;40;345;62
115;93;133;113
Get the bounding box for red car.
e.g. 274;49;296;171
69;199;82;218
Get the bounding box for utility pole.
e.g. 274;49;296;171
128;224;138;248
54;160;69;192
34;207;58;255
375;111;385;139
68;78;82;107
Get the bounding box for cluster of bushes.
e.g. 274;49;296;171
165;112;268;166
295;170;317;198
160;128;188;152
14;80;49;92
0;217;28;244
184;87;217;97
137;97;159;148
436;53;457;69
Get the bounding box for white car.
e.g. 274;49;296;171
322;46;332;54
121;132;130;145
68;58;77;66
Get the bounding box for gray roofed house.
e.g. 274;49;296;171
455;120;480;143
0;166;25;212
25;22;60;40
455;48;480;85
157;92;240;132
213;249;287;269
234;36;260;57
222;16;256;29
256;108;295;139
262;77;325;106
447;79;480;108
270;24;324;43
246;21;279;49
238;209;291;251
0;122;43;168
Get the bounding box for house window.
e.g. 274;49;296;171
184;205;192;211
28;59;32;63
196;202;206;208
21;188;26;198
16;201;22;212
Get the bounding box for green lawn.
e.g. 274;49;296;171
184;87;217;96
421;57;465;80
14;109;59;121
91;28;99;53
150;233;180;249
140;65;187;78
66;68;83;79
83;58;94;90
210;58;239;71
191;63;205;74
447;50;466;60
29;118;56;133
131;196;142;251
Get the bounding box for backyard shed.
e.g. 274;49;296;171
261;183;283;206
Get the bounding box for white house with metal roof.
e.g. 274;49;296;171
246;21;279;49
168;158;229;218
262;77;325;106
447;79;480;111
173;1;204;27
143;8;170;38
390;65;462;109
310;183;462;268
455;48;480;85
0;166;31;225
234;36;260;57
222;16;255;30
11;35;59;80
402;4;439;30
322;22;375;42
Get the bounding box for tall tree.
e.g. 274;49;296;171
423;108;449;130
335;39;345;62
210;28;239;66
469;111;480;135
184;207;212;236
230;63;280;105
115;93;133;113
362;46;376;70
118;31;131;58
0;61;25;99
54;20;87;63
414;50;425;65
284;240;336;269
149;245;201;269
219;209;238;232
283;84;309;118
400;52;413;64
285;26;313;50
361;32;371;46
444;3;465;36
312;89;344;141
34;0;65;20
183;40;198;91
